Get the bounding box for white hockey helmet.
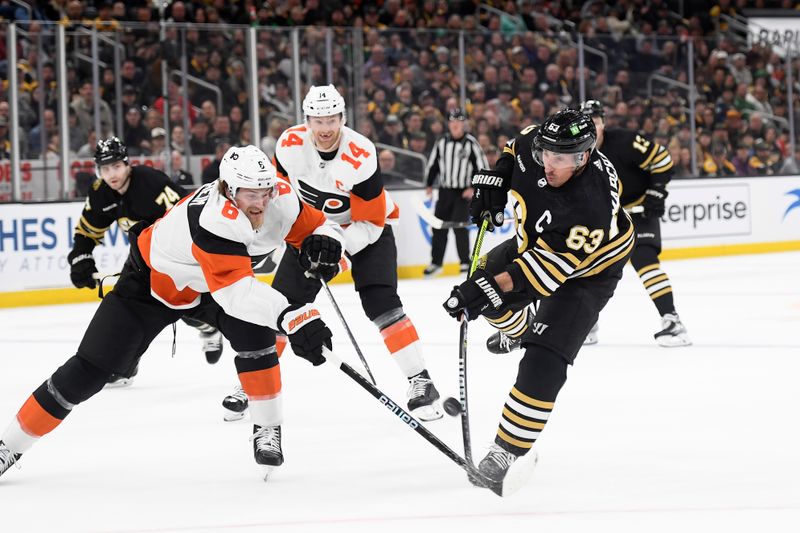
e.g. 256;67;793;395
219;145;277;200
302;84;346;123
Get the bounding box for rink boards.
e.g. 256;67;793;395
1;175;799;306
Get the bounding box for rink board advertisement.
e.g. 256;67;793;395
1;176;800;301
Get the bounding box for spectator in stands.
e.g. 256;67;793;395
148;127;168;160
779;144;800;175
731;140;753;176
237;120;252;147
71;80;114;145
28;109;58;159
123;106;149;156
77;131;98;158
229;106;244;141
200;100;218;126
702;142;737;177
171;125;187;154
190;118;214;155
201;137;231;184
213;115;232;141
170;149;194;188
749;138;782;176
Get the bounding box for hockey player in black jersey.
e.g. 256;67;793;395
579;100;690;347
443;109;635;484
67;138;225;383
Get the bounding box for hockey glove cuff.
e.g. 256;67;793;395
470;169;508;230
642;185;668;218
278;304;332;366
443;269;505;321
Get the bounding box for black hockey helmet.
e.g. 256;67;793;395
94;137;129;167
579;99;605;119
533;109;597;156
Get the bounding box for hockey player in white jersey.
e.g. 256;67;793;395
221;85;444;422
0;145;343;481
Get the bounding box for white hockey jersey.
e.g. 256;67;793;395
136;180;343;330
274;124;399;255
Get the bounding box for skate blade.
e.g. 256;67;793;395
655;334;692;347
410;403;444;422
260;465;276;482
582;333;598;345
104;378;134;389
223;409;247;422
500;451;538;496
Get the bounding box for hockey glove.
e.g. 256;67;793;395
443;269;505;321
278;304;332;366
642;185;668;218
299;234;343;282
69;253;98;289
470;169;508;230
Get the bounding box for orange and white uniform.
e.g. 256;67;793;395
274;124;398;255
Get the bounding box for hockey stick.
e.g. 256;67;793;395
413;196;474;230
320;278;377;385
322;347;529;497
457;218;491;466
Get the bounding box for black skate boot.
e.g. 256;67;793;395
477;444;519;483
199;328;223;364
222;385;249;422
252;425;283;481
407;370;443;421
105;364;139;389
0;440;21;479
654;313;691;347
486;312;535;355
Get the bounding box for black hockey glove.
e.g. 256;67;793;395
642;185;668;218
69;252;98;289
299;234;343;282
470;169;508;230
443;269;505;321
278;304;332;366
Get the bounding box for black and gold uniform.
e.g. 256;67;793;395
579;97;690;348
443;110;635;479
68;152;186;290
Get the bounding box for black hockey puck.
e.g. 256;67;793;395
443;397;462;416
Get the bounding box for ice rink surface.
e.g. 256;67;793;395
1;252;799;533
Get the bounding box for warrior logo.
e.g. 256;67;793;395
297;180;350;214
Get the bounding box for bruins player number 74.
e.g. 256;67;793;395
442;109;635;486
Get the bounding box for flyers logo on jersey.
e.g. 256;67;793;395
287;309;320;332
298;180;350;214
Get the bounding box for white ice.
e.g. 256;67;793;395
1;252;799;533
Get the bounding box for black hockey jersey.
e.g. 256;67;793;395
599;128;673;208
495;126;635;300
71;165;187;257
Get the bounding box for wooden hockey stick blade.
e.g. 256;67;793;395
413;196;474;230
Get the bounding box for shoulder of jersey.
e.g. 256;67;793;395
276;124;311;150
196;186;255;245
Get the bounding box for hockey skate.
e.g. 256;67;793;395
222;385;249;422
423;264;442;277
472;443;539;495
105;364;138;389
252;425;283;481
583;322;599;345
486;312;535;355
654;313;692;347
407;370;443;421
0;440;21;479
200;328;223;364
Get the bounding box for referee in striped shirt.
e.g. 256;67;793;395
423;108;488;276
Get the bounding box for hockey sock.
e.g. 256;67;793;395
486;307;531;339
374;309;425;378
636;263;676;316
495;347;567;456
275;334;288;358
234;347;283;427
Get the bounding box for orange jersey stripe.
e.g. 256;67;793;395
17;395;63;437
350;190;387;227
191;243;253;293
285;203;328;249
239;366;282;400
387;202;400;220
381;318;419;354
